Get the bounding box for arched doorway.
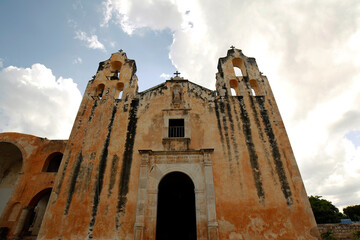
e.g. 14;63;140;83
156;172;197;240
0;142;23;217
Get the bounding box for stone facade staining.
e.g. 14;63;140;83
0;48;319;239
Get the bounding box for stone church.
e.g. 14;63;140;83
0;48;319;239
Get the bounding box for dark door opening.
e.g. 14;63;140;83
156;172;197;240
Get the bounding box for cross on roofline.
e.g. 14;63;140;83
230;45;235;49
174;71;181;77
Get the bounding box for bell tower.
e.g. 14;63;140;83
89;50;138;102
216;47;265;97
38;51;141;239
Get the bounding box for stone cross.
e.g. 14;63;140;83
230;46;235;49
174;71;181;77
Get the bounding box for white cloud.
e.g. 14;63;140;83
160;73;171;79
0;58;3;68
103;0;360;209
0;64;82;139
75;31;106;51
101;0;184;34
73;57;82;64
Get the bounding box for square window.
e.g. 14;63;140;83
168;119;184;138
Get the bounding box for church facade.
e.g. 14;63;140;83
0;48;319;239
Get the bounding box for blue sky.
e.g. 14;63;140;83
1;0;360;210
0;0;176;93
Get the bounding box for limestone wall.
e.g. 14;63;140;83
318;224;360;240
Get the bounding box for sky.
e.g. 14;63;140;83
0;0;359;211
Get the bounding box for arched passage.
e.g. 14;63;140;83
156;172;197;240
22;188;52;237
0;142;23;217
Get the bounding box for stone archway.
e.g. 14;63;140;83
156;172;197;240
0;142;23;217
134;149;219;240
22;188;52;238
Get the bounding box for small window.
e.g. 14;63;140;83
42;152;63;172
168;119;184;138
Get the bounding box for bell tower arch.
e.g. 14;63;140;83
88;51;138;101
216;47;265;97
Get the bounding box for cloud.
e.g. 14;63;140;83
73;57;83;64
0;58;3;68
100;0;184;34
103;0;360;209
160;73;171;79
0;64;82;139
75;31;106;51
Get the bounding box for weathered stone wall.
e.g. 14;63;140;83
318;224;360;240
0;133;67;239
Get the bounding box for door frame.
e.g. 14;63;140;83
134;149;218;240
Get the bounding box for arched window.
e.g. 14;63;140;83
42;152;63;172
95;84;105;99
229;79;238;96
110;61;122;80
116;82;124;99
232;58;246;77
249;79;260;96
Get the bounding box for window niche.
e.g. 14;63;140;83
162;114;190;150
42;152;63;172
171;84;183;108
168;119;184;138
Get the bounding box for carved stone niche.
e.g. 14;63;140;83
134;149;219;240
171;84;183;108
